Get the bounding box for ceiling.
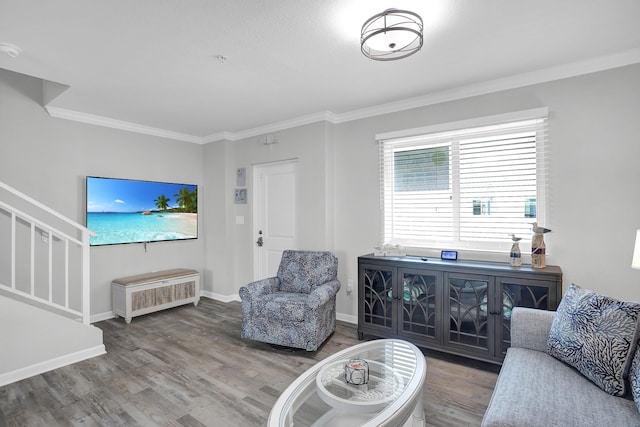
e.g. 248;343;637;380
1;0;640;143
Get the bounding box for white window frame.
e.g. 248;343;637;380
377;107;548;253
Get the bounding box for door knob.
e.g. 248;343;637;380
256;236;263;247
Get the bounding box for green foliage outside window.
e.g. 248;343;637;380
394;147;450;192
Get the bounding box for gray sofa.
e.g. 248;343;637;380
482;307;640;427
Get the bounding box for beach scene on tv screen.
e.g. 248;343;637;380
87;177;197;246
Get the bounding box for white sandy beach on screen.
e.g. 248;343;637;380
164;212;197;235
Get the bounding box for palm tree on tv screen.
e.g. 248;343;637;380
174;187;197;213
154;194;170;211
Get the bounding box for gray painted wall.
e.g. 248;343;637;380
207;63;640;320
331;64;640;317
0;69;205;317
2;63;640;322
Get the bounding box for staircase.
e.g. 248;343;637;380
0;181;105;387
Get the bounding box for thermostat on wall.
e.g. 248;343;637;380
441;250;458;261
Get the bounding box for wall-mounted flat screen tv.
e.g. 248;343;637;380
86;176;198;246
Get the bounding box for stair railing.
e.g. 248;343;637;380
0;181;93;324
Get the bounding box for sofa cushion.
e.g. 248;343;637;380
481;347;640;427
546;283;640;396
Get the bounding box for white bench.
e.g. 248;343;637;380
111;268;200;324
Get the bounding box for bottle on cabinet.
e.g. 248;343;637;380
509;234;522;267
531;222;552;269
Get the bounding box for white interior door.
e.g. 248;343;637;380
253;160;298;280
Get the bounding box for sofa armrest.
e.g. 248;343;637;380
307;279;341;310
239;276;280;301
510;307;556;352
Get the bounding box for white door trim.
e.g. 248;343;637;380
252;159;299;281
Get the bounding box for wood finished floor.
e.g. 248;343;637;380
0;299;499;427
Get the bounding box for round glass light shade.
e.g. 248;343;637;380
361;9;423;61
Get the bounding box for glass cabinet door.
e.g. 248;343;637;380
497;278;557;357
398;269;441;344
445;273;493;356
360;264;395;332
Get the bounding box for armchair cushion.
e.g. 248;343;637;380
254;292;308;322
278;250;338;294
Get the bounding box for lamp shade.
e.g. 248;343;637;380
633;230;640;270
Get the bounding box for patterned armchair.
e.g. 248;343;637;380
239;250;341;351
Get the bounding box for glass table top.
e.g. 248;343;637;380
268;339;426;427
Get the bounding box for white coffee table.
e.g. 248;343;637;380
268;339;427;427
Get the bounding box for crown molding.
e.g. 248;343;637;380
335;48;640;124
375;107;549;141
201;131;235;143
42;80;70;106
46;48;640;144
205;110;338;143
45;106;204;144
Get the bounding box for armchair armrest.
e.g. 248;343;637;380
239;276;280;301
510;307;556;352
307;279;341;310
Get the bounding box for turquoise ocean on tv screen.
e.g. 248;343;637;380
88;212;197;245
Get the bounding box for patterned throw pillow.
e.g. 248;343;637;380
546;283;640;396
629;345;640;411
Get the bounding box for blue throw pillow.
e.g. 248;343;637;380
546;283;640;396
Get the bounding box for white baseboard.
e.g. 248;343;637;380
0;345;106;387
200;290;241;303
337;313;357;324
91;311;116;323
200;291;357;323
90;291;240;323
92;292;355;324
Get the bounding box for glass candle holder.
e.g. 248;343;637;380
344;358;369;385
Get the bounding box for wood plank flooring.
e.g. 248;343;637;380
0;298;499;426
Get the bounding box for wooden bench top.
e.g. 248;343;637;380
112;268;199;286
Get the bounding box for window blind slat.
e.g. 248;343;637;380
380;115;548;251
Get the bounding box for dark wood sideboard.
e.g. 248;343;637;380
357;254;562;364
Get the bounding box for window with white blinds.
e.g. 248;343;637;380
379;109;548;252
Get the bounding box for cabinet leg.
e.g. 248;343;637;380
357;331;364;340
194;299;199;307
125;317;132;324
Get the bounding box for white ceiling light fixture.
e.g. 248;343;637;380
361;8;423;61
0;42;22;58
